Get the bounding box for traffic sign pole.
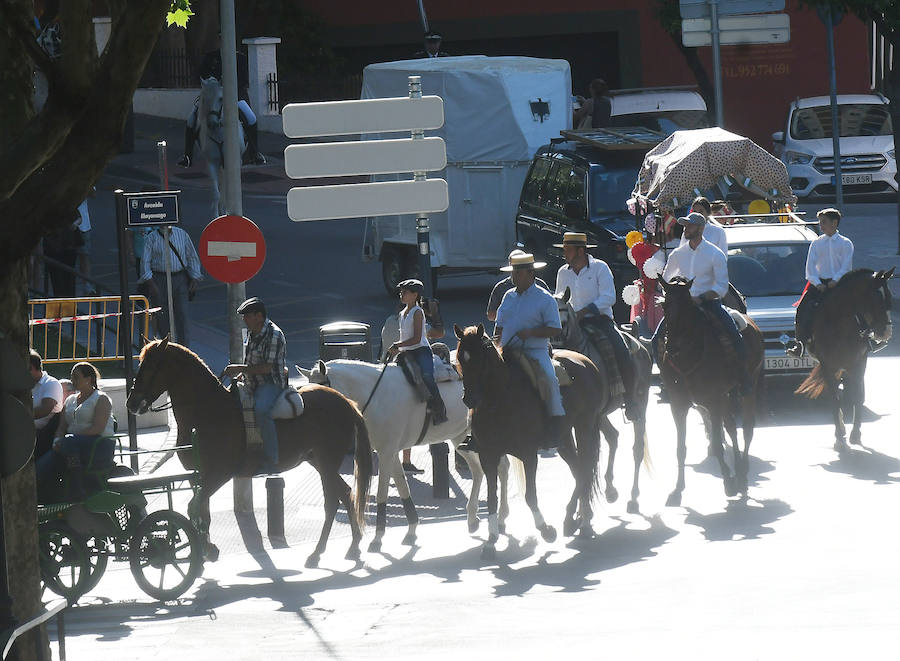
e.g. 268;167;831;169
710;0;725;127
115;190;139;472
158;141;177;344
823;6;844;210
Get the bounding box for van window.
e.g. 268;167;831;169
543;160;575;213
522;158;551;206
790;104;893;139
589;169;635;214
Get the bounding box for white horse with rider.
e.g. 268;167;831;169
298;358;515;552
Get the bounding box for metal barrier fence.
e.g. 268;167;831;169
266;72;280;113
28;296;156;364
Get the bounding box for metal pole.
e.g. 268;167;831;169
710;0;725;127
115;190;139;472
826;7;844;209
158;142;177;343
416;0;429;33
220;0;253;513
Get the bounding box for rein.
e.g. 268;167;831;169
359;363;389;414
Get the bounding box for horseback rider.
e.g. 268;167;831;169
486;248;551;322
223;297;286;475
177;40;266;168
494;252;568;448
787;207;854;358
387;278;448;425
554;232;638;419
685;196;727;255
662;212;752;393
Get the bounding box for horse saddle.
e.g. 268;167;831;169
580;318;626;399
505;350;572;410
234;382;305;449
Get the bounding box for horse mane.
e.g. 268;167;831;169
460;326;508;390
140;339;222;390
839;268;875;287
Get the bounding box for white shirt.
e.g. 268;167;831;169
663;237;729;299
681;218;727;255
398;305;430;352
63;390;115;437
555;255;616;319
76;199;91;232
139;227;204;283
32;372;64;430
805;231;854;286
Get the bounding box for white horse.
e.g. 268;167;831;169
195;76;245;217
298;359;513;552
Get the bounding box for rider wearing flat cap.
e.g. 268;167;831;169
224;297;286;474
494;252;568;448
662;212;751;393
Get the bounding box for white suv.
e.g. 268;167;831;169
723;221;819;378
772;94;897;198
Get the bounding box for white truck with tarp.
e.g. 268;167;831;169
360;56;572;293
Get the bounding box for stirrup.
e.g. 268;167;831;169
785;339;804;358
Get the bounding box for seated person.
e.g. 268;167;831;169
30;349;64;459
36;362;115;502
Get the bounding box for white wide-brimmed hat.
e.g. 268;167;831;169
500;251;546;272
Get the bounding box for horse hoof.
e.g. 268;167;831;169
724;477;738;498
401;532;417;546
834;439;847;453
305;553;320;569
481;545;496;562
541;525;557;543
368;539;382;553
563;518;578;537
666;492;682;507
849;432;862;446
467;519;479;534
578;525;594;539
498;523;506;536
626;500;640;515
606;486;619;503
204;543;220;563
345;547;361;562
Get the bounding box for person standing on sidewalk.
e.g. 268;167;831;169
223;297;286;475
138;226;203;347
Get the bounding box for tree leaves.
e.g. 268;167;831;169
167;0;193;28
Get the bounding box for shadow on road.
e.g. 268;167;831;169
819;445;900;485
683;498;793;542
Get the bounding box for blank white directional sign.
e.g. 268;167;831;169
283;96;444;138
287;180;449;222
285;137;447;178
679;0;784;20
682;13;790;46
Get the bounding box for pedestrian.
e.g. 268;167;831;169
787;207;853;359
138;225;203;347
224;297;287;475
574;78;612;129
35;361;115;502
387;278;448;434
414;30;449;58
486;249;551;322
30;349;64;459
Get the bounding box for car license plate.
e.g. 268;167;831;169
765;356;817;371
840;173;872;185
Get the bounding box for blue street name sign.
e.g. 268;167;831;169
124;191;180;226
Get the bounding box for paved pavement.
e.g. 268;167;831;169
47;114;900;658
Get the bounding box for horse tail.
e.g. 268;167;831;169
641;425;654;476
351;411;373;531
794;364;827;399
587;412;603;503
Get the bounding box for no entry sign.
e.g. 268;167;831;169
198;215;266;284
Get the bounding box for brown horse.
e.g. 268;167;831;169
795;268;893;451
454;324;602;560
658;278;764;505
126;338;373;567
553;289;653;514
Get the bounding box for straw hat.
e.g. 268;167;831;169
500;251;546;272
553;232;597;249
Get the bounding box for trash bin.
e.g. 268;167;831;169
319;322;373;362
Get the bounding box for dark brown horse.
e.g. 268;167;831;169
795;268;893;451
126;338;372;567
454;324;602;560
553;289;653;514
658;278;764;505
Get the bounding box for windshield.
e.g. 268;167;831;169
589;168;636;215
727;243;809;297
789;104;892;140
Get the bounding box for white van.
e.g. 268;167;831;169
772;94;897;198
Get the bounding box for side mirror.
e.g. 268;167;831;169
563;199;584;220
772;131;784;144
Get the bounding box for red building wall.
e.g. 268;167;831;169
299;0;871;148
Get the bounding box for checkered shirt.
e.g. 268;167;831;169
243;318;286;389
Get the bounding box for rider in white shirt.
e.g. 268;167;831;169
661;212;751;393
681;197;727;255
787;208;854;358
554;232;637;418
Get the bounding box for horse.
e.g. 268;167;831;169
553;289;653;513
125;338;372;568
795;268;893;451
298;359;515;551
454;324;602;560
195;76;246;217
658;277;764;505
